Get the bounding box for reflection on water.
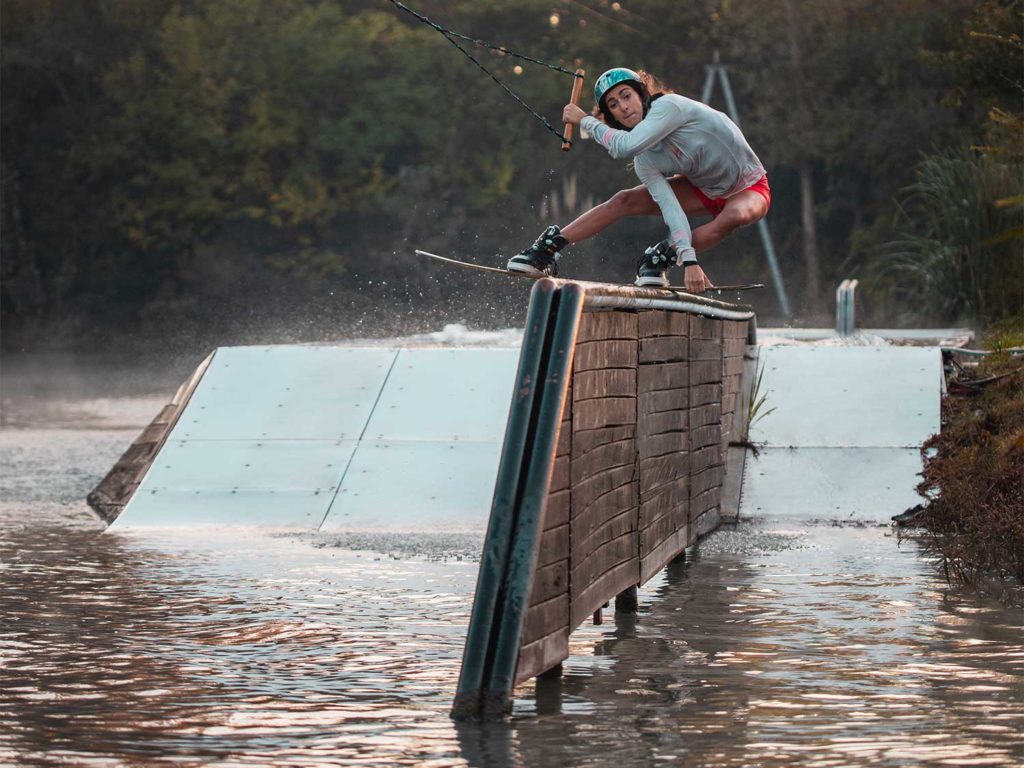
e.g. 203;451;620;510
1;393;1022;767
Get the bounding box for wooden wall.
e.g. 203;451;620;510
515;307;750;685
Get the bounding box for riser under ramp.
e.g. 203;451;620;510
742;346;942;519
109;346;519;530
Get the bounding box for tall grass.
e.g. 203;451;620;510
871;148;1023;327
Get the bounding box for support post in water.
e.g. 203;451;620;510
562;69;585;151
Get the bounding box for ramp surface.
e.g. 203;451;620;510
114;346;518;530
742;346;941;520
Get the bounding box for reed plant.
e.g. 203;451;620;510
870;147;1023;327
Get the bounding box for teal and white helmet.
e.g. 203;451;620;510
594;67;643;105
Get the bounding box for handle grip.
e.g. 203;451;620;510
561;69;585;152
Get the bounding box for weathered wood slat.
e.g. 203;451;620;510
551;454;570;492
529;559;570;607
639;311;689;337
689;339;723;361
638;431;688;459
537;523;569;568
639;336;688;363
572;424;636;457
690;445;722;476
690;360;722;386
638;363;689;393
571;555;640;627
574;368;636;401
690;402;723;429
521;592;570;646
690;315;723;339
572;465;636;514
571;439;635;484
545;490;570;530
572;506;636;562
638;388;689;415
639;454;688;493
574;340;637;371
690;424;722;450
637;410;686;440
574;397;636;431
639;527;688;584
515;627;570;686
577;310;638;343
692;465;726;495
572;486;637;547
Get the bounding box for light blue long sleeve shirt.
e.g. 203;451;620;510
581;94;765;262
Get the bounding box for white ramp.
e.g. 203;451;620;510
742;346;941;519
113;346;519;530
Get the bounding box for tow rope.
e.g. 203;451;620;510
387;0;584;149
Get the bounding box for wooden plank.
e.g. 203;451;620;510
639;336;688;364
556;418;572;457
689;314;722;339
690;445;722;476
689;339;723;361
690;402;722;429
638;388;689;415
574;368;636;401
690;383;720;407
690;486;722;518
690;424;722;450
639;453;688;493
572;464;636;514
639;505;675;544
637;410;686;439
529;559;570;606
571;555;640;627
545;489;570;530
574;397;636;431
693;507;722;539
724;355;745;378
574;339;637;372
724;319;748;339
692;464;725;496
577;310;638;343
724;336;748;356
551;454;570;492
639;527;688;584
571;438;635;484
572;485;637;548
521;593;570;646
640;474;689;510
537;523;569;568
638;363;689;393
572;506;637;562
572;424;635;457
515;627;570;686
638;310;689;338
639;431;687;459
690;360;722;386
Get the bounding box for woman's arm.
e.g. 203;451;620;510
634;155;697;263
580;97;681;160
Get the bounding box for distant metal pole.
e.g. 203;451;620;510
707;52;793;318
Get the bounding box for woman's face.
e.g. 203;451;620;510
604;83;643;128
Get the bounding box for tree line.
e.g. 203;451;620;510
2;0;1020;351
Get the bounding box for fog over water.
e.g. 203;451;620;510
1;328;1022;767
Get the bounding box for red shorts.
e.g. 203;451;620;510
691;174;771;218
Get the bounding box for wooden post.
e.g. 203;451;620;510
615;586;639;613
562;69;585;152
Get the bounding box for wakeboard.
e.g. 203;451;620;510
415;249;764;294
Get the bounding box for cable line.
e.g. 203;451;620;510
387;0;581;146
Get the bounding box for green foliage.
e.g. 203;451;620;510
871;148;1023;327
0;0;1016;347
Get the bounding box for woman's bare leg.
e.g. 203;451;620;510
560;177;708;243
691;189;768;252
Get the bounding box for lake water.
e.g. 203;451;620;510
1;348;1021;767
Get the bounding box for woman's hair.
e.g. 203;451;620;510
593;70;673;130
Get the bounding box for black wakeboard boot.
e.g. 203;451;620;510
506;225;569;276
635;239;676;287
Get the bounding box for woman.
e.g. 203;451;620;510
506;68;770;291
